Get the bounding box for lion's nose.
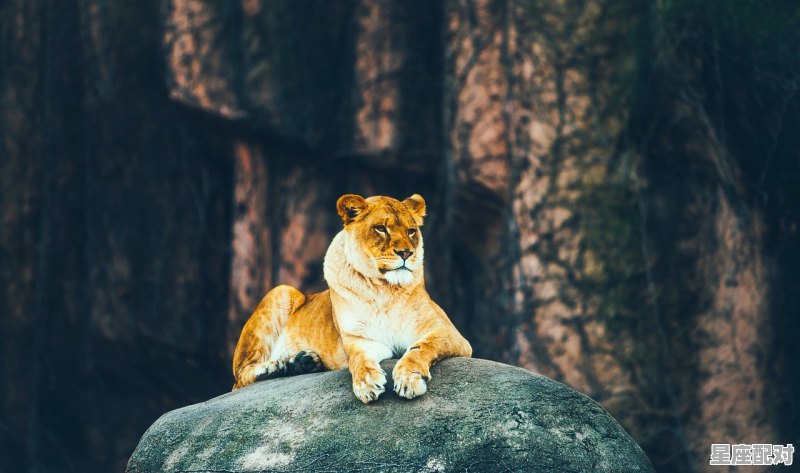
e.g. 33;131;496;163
394;249;413;261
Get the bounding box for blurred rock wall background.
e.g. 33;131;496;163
2;1;798;472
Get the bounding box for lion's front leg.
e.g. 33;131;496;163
393;331;472;399
343;337;393;404
393;341;438;399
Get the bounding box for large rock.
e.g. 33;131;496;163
126;358;654;472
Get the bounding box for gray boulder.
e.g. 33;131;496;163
127;358;654;472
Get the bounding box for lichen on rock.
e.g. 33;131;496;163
127;358;654;473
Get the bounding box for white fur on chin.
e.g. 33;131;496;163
383;268;414;286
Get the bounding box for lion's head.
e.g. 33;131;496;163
335;193;426;286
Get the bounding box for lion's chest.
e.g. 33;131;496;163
337;298;419;355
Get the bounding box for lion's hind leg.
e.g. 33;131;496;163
287;351;324;375
254;351;324;382
233;358;272;389
253;357;290;381
232;285;306;390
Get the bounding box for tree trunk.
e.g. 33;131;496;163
227;141;272;355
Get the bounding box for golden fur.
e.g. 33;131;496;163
232;193;472;402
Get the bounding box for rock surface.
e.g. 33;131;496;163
126;358;654;473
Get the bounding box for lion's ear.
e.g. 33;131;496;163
336;194;368;224
403;194;426;226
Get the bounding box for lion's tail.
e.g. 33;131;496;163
231;285;306;390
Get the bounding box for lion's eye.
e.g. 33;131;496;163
407;228;416;237
374;225;387;234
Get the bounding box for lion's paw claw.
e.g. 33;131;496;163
392;367;428;399
352;368;387;404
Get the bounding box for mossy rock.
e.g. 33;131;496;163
126;358;654;472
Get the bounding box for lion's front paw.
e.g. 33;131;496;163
352;366;387;404
392;362;430;399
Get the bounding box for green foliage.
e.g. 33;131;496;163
657;0;800;70
574;178;648;347
577;182;640;288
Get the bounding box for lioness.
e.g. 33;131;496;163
232;193;472;403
